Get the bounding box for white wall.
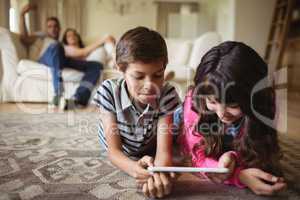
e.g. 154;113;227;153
83;0;157;43
214;0;276;57
197;0;218;36
83;0;220;42
6;0;276;57
234;0;276;56
0;0;10;28
216;0;236;41
9;0;29;33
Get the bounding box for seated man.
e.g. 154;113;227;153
19;4;103;109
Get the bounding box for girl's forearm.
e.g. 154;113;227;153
83;40;103;56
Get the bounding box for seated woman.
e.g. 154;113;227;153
62;28;116;65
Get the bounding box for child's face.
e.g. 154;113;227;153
66;30;79;46
206;96;243;124
123;61;165;107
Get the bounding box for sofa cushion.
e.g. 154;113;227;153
86;46;107;64
188;32;222;70
17;59;84;82
165;39;193;66
165;64;195;82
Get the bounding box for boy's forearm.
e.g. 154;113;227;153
154;152;173;166
108;149;136;176
155;115;173;167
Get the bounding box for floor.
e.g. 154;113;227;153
1;111;298;199
0;92;299;199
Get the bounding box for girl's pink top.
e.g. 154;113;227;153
178;90;246;188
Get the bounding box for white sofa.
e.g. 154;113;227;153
0;27;122;102
165;32;222;96
0;27;221;102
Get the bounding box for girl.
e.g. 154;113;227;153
62;28;115;63
178;41;287;196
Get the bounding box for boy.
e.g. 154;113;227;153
93;27;181;198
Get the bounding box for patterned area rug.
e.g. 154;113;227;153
0;112;299;200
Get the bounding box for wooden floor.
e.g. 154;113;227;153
0;92;299;141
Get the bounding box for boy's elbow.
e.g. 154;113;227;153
107;148;115;161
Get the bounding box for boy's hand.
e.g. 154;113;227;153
142;172;173;198
205;151;236;183
239;168;287;196
132;156;154;185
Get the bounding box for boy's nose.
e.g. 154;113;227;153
142;80;160;94
143;78;155;88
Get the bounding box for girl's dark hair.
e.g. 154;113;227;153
62;28;85;48
191;41;281;174
116;26;168;71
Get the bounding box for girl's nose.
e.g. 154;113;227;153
216;104;226;119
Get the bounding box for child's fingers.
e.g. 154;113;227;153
134;166;152;180
142;183;150;198
148;177;157;198
277;177;285;183
207;172;228;184
272;182;287;192
160;173;172;195
169;172;176;178
153;173;164;198
138;156;154;168
215;174;228;183
205;173;222;184
136;179;148;185
255;169;278;183
256;181;287;196
211;176;222;184
205;172;219;178
218;157;231;168
137;167;151;177
169;172;181;181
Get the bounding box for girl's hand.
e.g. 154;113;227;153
142;172;174;198
239;168;287;196
132;156;154;185
205;151;236;183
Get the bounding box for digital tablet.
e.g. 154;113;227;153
147;166;229;173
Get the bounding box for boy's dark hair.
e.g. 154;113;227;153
116;26;168;71
62;28;85;48
46;17;60;29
